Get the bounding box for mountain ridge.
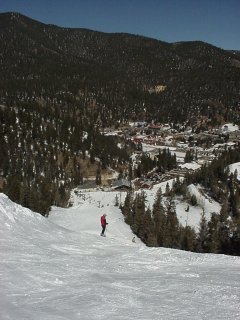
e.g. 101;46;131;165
1;12;240;125
2;11;239;51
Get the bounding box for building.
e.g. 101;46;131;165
112;179;131;191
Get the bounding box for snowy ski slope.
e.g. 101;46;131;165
1;192;240;320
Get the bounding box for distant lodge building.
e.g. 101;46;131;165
147;124;162;133
112;179;131;191
147;123;171;134
78;181;97;190
148;85;167;94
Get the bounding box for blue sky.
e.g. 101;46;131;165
0;0;239;50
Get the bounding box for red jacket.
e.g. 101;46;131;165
101;215;107;226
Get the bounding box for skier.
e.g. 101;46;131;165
100;213;108;237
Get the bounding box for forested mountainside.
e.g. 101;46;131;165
0;100;134;214
1;12;240;125
0;12;240;215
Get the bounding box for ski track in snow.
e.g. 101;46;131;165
1;192;240;320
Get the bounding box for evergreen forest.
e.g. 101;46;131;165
122;147;240;255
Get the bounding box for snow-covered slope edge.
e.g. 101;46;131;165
1;193;240;320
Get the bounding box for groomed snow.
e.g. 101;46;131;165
1;193;240;320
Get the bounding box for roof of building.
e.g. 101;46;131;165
112;179;131;189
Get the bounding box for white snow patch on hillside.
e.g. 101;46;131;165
228;162;240;180
221;123;239;132
1;193;240;320
176;200;204;229
188;184;221;221
179;162;201;170
139;180;214;231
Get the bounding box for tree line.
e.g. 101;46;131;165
0;101;134;215
121;147;240;255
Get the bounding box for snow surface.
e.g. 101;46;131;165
228;162;240;181
179;162;201;171
1;192;240;320
221;123;239;132
187;184;221;223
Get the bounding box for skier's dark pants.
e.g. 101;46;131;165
101;225;106;235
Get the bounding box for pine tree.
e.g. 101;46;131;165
184;150;194;163
219;198;229;223
128;161;133;181
230;217;240;255
164;196;180;248
96;167;102;185
165;182;170;196
152;188;166;246
132;193;145;237
197;210;208;252
114;194;120;207
19;182;30;208
5;175;21;204
122;192;133;225
207;213;221;253
142;207;157;246
180;225;196;251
